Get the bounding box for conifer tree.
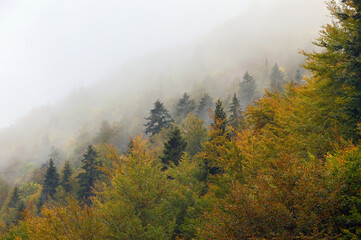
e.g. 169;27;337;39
197;93;213;122
160;126;187;168
174;92;196;122
270;63;284;92
144;99;172;136
77;145;102;204
38;159;59;210
7;186;19;209
295;68;302;85
239;71;257;106
212;99;227;136
229;93;244;133
60;161;73;193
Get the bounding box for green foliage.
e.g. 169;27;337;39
77;145;102;204
196;93;213;123
239;71;257;106
144;100;172;136
160;126;187;168
38;159;59;210
180;113;208;156
270;63;284;92
174;93;196;122
212;99;227;136
60;161;73;193
228;93;244;133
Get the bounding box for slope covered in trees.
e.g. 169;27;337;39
3;0;361;239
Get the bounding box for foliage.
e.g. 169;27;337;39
174;93;196;123
60;161;73;193
160;126;187;168
239;71;257;106
270;63;284;92
144;100;172;136
228;93;245;134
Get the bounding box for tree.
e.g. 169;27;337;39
229;93;244;133
144;99;172;136
161;126;187;168
7;186;19;209
174;93;196;122
77;145;102;204
60;161;73;193
197;93;213;123
212;99;227;136
295;68;302;85
239;71;257;107
304;0;361;140
38;159;59;210
180;114;208;156
270;63;284;92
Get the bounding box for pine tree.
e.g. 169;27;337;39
270;63;284;92
7;186;19;209
229;93;244;133
304;0;361;140
38;159;59;210
197;93;213;122
60;161;73;193
77;145;102;204
160;126;187;168
295;68;302;85
212;99;227;136
239;71;257;106
174;93;196;122
144;99;172;136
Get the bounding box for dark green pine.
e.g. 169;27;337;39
144;99;173;136
160;126;187;168
60;161;73;193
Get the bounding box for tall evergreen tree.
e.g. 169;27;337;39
38;159;59;210
270;63;284;92
60;161;73;193
239;71;257;106
229;93;244;133
7;186;19;209
174;93;196;122
160;126;187;168
77;145;102;204
212;99;227;136
144;99;172;136
197;93;213;122
295;68;302;85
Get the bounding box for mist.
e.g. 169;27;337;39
0;0;328;181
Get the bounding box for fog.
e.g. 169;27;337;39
0;0;329;181
0;0;254;128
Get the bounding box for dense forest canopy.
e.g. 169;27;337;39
2;0;361;239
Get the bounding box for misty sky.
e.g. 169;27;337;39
0;0;256;128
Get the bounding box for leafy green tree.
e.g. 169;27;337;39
174;93;196;122
161;126;187;168
229;93;244;133
77;145;102;204
38;159;59;210
197;93;213;123
60;161;73;193
180;114;208;156
270;63;284;92
144;99;172;136
239;72;257;106
304;0;361;140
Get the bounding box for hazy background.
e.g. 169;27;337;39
0;0;257;128
0;0;329;181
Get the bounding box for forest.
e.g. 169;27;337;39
0;0;361;239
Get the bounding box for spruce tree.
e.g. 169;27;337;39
239;71;257;106
77;145;102;204
212;99;227;136
174;93;196;122
295;68;302;85
144;99;172;136
270;63;284;92
7;186;19;209
197;93;213;122
60;161;73;193
160;126;187;168
229;93;244;133
38;158;59;210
